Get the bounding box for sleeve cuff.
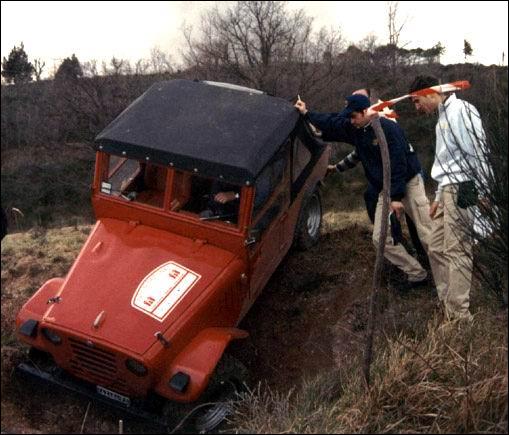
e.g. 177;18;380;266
391;194;404;202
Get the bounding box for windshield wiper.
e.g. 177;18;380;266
200;212;237;221
120;191;137;201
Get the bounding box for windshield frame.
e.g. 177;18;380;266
94;152;250;234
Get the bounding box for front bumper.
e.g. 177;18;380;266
15;358;169;428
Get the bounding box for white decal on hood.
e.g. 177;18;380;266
131;261;201;322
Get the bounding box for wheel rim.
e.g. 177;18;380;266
194;378;241;433
194;401;232;433
306;194;321;237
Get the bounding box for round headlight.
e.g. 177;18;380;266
41;328;62;345
125;358;148;376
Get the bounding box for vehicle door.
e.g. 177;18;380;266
248;141;291;300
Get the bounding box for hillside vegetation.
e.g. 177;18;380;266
1;6;507;429
1;188;507;433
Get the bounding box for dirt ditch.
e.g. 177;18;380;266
1;224;377;433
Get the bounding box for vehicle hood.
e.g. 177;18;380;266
43;218;237;355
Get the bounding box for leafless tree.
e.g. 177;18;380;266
82;60;98;78
359;34;379;55
182;1;344;96
134;58;150;75
110;57;125;75
386;1;409;71
387;1;407;47
150;46;173;75
102;57;132;76
100;60;109;76
33;58;45;81
100;57;128;76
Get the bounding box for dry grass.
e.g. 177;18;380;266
228;176;508;434
230;309;508;434
231;375;344;434
1;225;90;347
337;311;508;433
323;209;371;233
1;195;506;433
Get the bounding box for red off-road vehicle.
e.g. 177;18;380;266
15;80;329;431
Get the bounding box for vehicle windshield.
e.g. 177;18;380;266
100;156;241;226
170;170;241;225
101;156;166;208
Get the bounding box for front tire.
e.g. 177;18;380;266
163;354;249;433
193;354;249;433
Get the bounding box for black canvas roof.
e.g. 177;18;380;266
94;79;299;184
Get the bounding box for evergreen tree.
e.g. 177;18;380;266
1;42;34;84
55;54;83;81
463;39;473;62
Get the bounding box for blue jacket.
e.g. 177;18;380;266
306;111;422;201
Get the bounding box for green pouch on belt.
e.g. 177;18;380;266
456;180;478;209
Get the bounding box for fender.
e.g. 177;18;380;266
16;277;65;326
16;277;65;350
154;327;248;402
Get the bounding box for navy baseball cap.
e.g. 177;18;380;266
339;94;371;117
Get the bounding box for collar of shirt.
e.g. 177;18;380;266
439;92;457;113
363;120;373;131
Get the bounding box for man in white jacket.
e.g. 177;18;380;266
409;75;490;320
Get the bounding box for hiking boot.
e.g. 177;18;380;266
392;276;429;293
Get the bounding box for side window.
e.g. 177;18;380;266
290;126;325;200
254;149;287;214
252;143;290;232
253;193;285;234
292;138;311;182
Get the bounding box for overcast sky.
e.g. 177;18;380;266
1;1;508;78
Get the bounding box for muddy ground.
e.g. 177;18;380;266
1;221;422;434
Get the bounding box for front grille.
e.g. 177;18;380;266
68;337;129;394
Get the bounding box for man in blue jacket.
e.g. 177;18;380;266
295;94;434;291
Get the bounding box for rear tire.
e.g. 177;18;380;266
295;189;322;250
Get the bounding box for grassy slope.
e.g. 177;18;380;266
1;143;96;231
0;178;507;434
231;297;507;434
229;180;508;434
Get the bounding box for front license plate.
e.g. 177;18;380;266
96;385;131;407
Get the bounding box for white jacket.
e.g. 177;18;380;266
432;93;490;202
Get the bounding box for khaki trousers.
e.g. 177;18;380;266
428;185;474;318
372;175;432;282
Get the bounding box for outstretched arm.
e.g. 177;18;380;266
294;99;354;143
